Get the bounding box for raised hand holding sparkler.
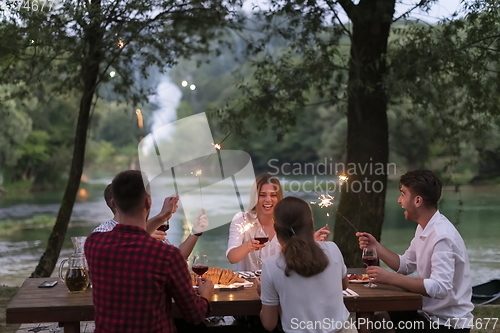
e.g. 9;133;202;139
314;224;330;241
310;192;334;241
310;184;358;234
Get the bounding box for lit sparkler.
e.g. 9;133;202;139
117;40;125;49
316;194;334;208
212;143;221;150
336;210;359;232
192;169;202;177
338;174;349;185
236;218;256;234
311;192;335;225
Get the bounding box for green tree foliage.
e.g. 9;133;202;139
2;93;79;189
1;0;242;277
216;0;402;266
170;50;329;171
388;0;500;171
213;0;500;266
0;88;32;169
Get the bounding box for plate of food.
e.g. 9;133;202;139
348;273;370;283
191;267;253;289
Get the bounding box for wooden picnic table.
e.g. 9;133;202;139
7;270;421;333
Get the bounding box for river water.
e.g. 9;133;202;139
0;178;499;287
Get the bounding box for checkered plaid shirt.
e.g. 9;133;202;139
85;224;210;333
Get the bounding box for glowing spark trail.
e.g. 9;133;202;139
317;194;334;208
237;213;255;234
338;174;349;184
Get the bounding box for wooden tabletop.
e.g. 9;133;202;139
7;275;421;324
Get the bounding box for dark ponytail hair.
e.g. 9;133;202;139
273;196;329;277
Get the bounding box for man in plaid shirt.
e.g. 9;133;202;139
94;183;208;259
85;170;213;333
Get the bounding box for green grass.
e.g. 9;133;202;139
0;215;55;235
0;286;20;333
471;305;500;333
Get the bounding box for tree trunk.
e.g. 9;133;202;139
31;1;103;277
334;0;395;267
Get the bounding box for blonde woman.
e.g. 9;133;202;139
226;174;329;271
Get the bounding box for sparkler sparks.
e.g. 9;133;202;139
117;40;125;49
237;220;255;234
338;174;349;184
192;169;202;177
315;194;334;208
236;214;256;234
212;143;221;150
311;193;335;227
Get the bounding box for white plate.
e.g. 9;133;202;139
193;280;253;289
348;274;369;283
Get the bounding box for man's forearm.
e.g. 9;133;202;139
389;274;429;297
376;244;401;272
145;214;170;234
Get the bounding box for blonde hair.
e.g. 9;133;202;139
248;173;283;212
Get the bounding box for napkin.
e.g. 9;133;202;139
238;271;257;278
342;288;359;297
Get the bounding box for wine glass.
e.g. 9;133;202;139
362;247;378;288
157;220;169;232
254;226;269;267
192;254;209;285
157;220;171;244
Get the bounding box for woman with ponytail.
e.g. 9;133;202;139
257;196;349;333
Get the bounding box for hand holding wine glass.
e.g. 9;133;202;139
154;220;169;243
197;276;214;300
254;226;268;267
192;254;209;278
362;247;378;288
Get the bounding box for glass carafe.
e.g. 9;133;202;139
58;237;90;293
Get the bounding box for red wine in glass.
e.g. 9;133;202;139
192;254;209;285
362;256;378;267
192;265;209;276
157;222;169;232
362;247;378;287
254;237;269;244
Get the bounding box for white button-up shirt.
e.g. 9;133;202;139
226;211;281;272
398;210;474;328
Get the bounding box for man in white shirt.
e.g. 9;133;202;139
94;183;208;259
357;170;473;332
